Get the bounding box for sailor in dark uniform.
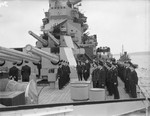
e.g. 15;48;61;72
91;62;98;88
21;61;31;82
84;60;91;81
105;62;113;96
124;62;131;93
103;62;108;89
97;61;106;88
117;62;124;82
9;63;19;81
82;62;86;81
122;64;126;86
76;61;83;81
111;64;120;99
66;61;70;84
57;62;64;90
128;63;138;98
62;60;67;87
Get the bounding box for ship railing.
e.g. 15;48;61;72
0;98;148;116
137;79;150;116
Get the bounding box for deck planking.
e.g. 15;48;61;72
38;77;142;105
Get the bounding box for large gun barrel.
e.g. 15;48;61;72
0;46;40;63
47;32;59;45
78;43;95;47
0;53;22;63
72;0;81;5
25;44;59;62
0;58;22;64
28;31;48;47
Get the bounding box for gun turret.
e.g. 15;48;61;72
0;46;40;63
25;44;59;63
28;31;48;47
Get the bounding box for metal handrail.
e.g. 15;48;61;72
137;79;150;116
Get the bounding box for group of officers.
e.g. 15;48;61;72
91;59;120;99
76;58;138;99
117;61;138;98
76;58;119;99
76;60;91;81
8;61;31;82
7;57;138;99
57;60;71;90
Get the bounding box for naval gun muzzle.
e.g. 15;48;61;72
25;44;59;63
0;46;40;63
28;31;48;47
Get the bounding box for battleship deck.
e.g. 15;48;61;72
37;77;143;105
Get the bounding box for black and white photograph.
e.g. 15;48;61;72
0;0;150;115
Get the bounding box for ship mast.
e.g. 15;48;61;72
122;44;124;55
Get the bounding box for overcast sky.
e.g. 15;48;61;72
0;0;149;54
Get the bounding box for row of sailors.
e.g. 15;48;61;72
117;61;138;98
0;61;31;82
76;60;91;81
4;59;138;99
76;59;138;99
57;60;71;90
91;60;120;99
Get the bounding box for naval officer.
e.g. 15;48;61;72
9;63;19;81
129;63;138;98
21;61;31;82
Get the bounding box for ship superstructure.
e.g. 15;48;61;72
0;0;97;83
0;0;99;105
30;0;98;81
39;0;97;60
